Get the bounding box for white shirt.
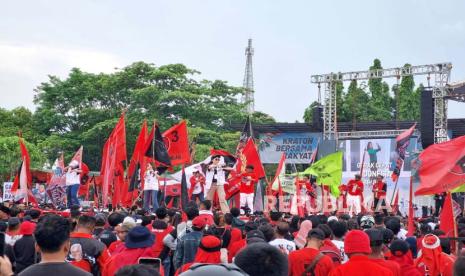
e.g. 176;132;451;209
269;238;296;255
144;171;159;191
331;239;348;263
192;179;203;194
397;228;407;240
205;166;226;189
65;170;80;186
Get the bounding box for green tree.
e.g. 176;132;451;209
33;62;274;169
367;59;393;121
303;101;320;123
0;136;45;183
397;64;417;120
341;80;371;125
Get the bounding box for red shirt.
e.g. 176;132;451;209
329;255;393;276
240;172;257;194
108;240;124;255
229;239;246;261
288;247;334;276
370;258;401;276
148;224;174;257
373;181;387;198
347;180;364;196
103;247;161;276
189;175;205;196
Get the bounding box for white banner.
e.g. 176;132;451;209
2;182;13;202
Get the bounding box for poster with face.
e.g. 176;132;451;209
338;137;422;214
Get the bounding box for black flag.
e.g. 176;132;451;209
180;166;189;211
145;124;172;173
236;116;253;154
128;163;140;192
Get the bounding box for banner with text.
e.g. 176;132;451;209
258;132;321;164
2;182;13;202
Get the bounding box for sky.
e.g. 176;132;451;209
1;0;465;122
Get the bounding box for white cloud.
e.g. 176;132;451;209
441;21;465;32
0;43;124;110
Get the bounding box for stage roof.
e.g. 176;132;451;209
229;118;465;138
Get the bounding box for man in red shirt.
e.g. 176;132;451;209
346;174;364;216
288;228;334;276
366;229;401;276
296;176;315;214
329;230;394;276
240;165;257;214
372;175;388;215
189;169;205;203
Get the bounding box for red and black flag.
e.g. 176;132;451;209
12;137;32;193
415;135;465;195
163;120;190;166
145;123;172;173
210;149;237;167
128;120;148;192
100;114;127;208
391;124;416;182
236;116;253;154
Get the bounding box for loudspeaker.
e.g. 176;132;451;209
420;87;434;149
312;105;323;131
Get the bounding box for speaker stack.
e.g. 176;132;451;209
312;105;324;131
420;87;434;149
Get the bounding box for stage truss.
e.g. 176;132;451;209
311;63;452;143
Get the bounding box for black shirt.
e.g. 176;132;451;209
19;262;92;276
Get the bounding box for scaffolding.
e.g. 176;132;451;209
311;63;452;142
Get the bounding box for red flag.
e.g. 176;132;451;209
270;153;286;195
407;176;415;236
12;138;32;192
100;114;127;208
440;192;457;238
71;146;83;167
163;120;190;166
128;120;148;189
309;145;318;165
415;135;465;195
391;189;399;214
237;138;266;178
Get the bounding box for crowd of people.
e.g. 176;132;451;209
0;199;464;276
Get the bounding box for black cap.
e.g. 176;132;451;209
307;228;325;240
0;205;11;215
7;217;20;227
246;230;265;243
365;229;383;246
390;239;409;256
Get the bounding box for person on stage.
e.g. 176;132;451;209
239;165;257;214
189;169;205;203
372;175;388;215
143;163;161;212
205;155;233;213
346;174;364;216
65;160;82;209
297;175;316;214
338;183;348;214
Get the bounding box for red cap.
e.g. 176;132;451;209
192;216;207;229
200;235;221;249
344;230;371;254
20;221;36;236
